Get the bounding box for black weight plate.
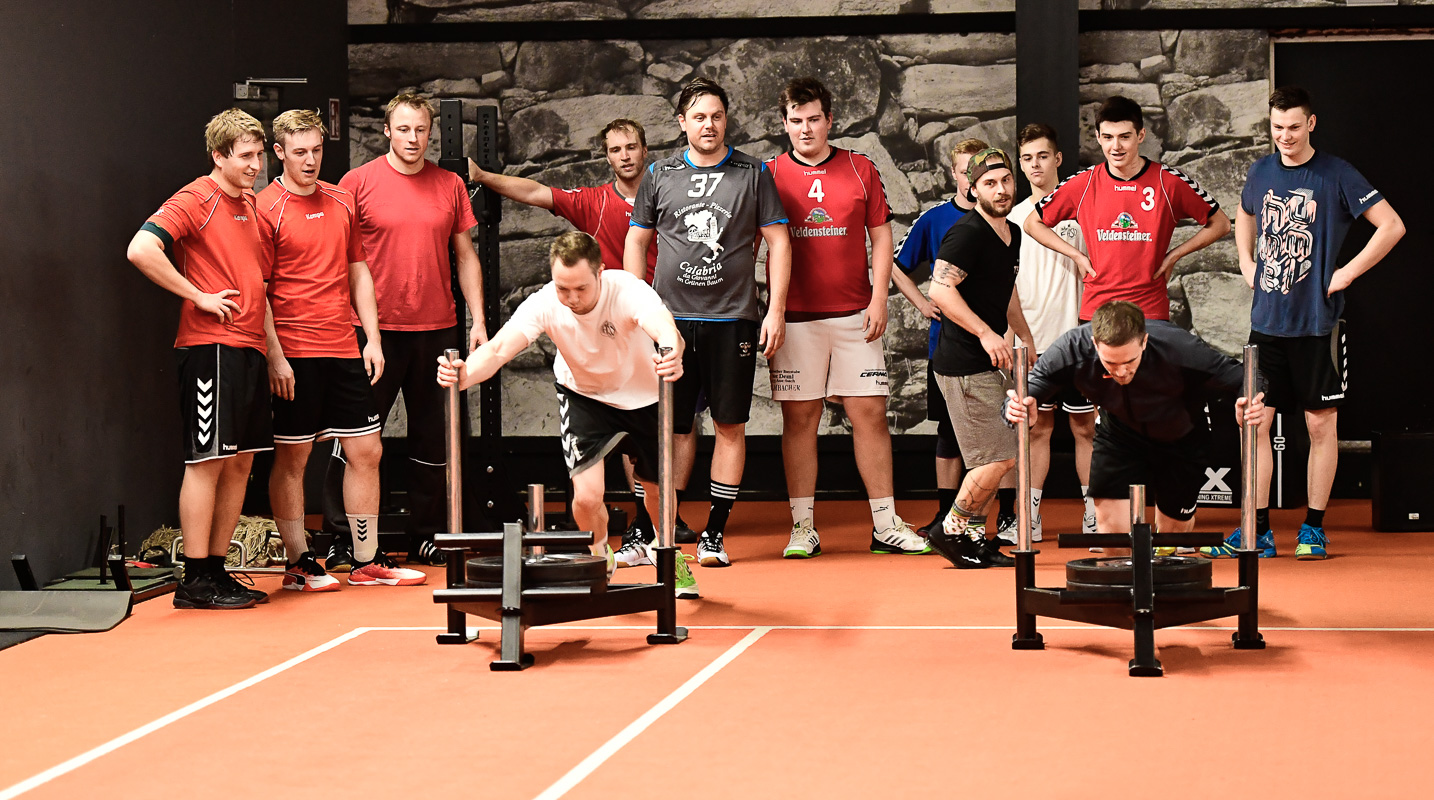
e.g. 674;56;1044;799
1065;556;1212;586
465;577;606;591
466;553;607;584
1065;578;1213;592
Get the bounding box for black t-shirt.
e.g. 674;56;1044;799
932;211;1021;376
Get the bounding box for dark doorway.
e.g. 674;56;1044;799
1275;38;1434;439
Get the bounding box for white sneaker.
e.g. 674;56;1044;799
995;513;1018;547
613;536;653;568
697;530;730;567
996;512;1043;546
1082;507;1098;535
1031;512;1043;543
870;516;932;554
783;521;821;558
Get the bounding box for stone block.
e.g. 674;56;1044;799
513;41;644;93
501;369;560;436
421;77;483;98
697;38;882;144
1173;144;1267;219
499;203;572;240
1081;63;1142;83
349;43;504;99
1079;31;1163;68
898;63;1016;118
1079;81;1161;109
349;0;387;24
879;33;1017;66
647;60;692;84
436;2;627;21
1181;271;1254;358
1165;80;1269;149
506;94;680;162
1173;29;1268;79
500;237;557;290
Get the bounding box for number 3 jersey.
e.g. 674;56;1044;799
766;147;892;316
1036;160;1218;321
630;147;788;321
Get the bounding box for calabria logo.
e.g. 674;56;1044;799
1113;212;1137;229
805;207;831;224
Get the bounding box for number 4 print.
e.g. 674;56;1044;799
808;178;824;204
687;172;724;197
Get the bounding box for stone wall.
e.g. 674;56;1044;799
349;27;1274;436
350;1;1039;24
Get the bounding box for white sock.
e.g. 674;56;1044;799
870;497;897;533
349;514;379;564
1031;489;1043;517
275;517;308;563
789;496;814;527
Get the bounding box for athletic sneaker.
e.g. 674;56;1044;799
325;542;355;573
408;537;447;567
674;521;698;545
215;567;269;604
784;520;821;558
173;573;257;610
613;527;654;568
995;512;1017;547
927;528;991;569
870;517;931;554
978;537;1015;567
1082;508;1098;535
997;513;1044;546
697;530;730;567
282;552;340;592
348;552;428;586
1153;547;1178;557
1295;524;1328;560
605;545;617;580
673;551;700;599
1200;528;1277;559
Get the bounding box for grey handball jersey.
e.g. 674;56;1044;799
630;147;788;321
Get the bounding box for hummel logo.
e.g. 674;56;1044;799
1359;190;1378;203
355;518;370;542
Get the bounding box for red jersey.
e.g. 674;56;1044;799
257;179;367;358
145;176;268;351
339;157;477;331
767;148;892;315
1037;160;1218;320
550;183;657;282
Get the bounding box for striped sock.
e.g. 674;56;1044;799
942;502;975;538
631;482;653;533
349;514;379;564
707;480;739;534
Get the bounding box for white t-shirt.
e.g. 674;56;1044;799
1008;197;1086;353
506;270;668;409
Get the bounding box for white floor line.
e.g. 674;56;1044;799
531;626;773;800
373;624;1434;633
0;627;373;800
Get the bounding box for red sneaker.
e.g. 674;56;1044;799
282;552;340;593
347;552;427;586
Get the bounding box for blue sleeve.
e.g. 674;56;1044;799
1337;160;1381;219
895;214;928;273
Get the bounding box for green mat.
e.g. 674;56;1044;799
0;591;133;633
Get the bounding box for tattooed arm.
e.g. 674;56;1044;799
928;258;1012;371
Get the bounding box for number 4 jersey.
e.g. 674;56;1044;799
630;147;788;321
1036;160;1219;321
766;147;892;315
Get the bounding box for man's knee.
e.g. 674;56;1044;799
341;435;383;469
1306;407;1338;441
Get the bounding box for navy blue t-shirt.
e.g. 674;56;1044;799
1242;151;1381;337
895;199;971;357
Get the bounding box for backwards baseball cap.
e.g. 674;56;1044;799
966;147;1013;185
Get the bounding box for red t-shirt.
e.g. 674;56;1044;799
257;179;367;358
767;148;892;315
339;157;477;330
145;176;269;351
1037;160;1218;320
550;183;657;282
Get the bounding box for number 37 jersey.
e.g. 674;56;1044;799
630;147;788;322
1037;160;1218;321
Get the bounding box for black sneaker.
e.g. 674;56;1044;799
979;537;1015;567
215;567;269;604
325;542;355;573
407;537;447;566
674;521;698;545
994;512;1018;547
173;573;258;610
628;523;655;546
928;528;990;569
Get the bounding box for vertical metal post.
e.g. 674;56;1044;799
1128;483;1162;676
1129;483;1146;530
527;484;546;558
1242;344;1259;550
444;349;463;537
657;350;676;551
1014;346;1032;552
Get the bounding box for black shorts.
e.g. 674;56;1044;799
927;365;960;460
1038;382;1096;414
1088;415;1207;522
272;357;382;445
672;319;759;434
556;384;659;482
175;344;272;464
1250;323;1346;411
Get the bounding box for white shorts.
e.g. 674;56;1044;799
769;312;889;401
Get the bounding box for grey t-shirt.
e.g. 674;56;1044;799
630;147;788;321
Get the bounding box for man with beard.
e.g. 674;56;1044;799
923;148;1036;570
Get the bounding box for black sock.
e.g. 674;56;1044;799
631;484;653;532
706;480;739;534
205;555;228;579
1256;507;1271;533
181;555;206;582
1304;507;1325;529
934;488;958;523
998;488;1016;517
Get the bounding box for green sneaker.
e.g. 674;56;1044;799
784;520;821;558
672;550;700;599
605;544;617;580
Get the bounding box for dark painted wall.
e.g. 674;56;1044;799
0;0;346;590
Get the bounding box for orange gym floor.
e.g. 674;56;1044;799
2;498;1431;800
